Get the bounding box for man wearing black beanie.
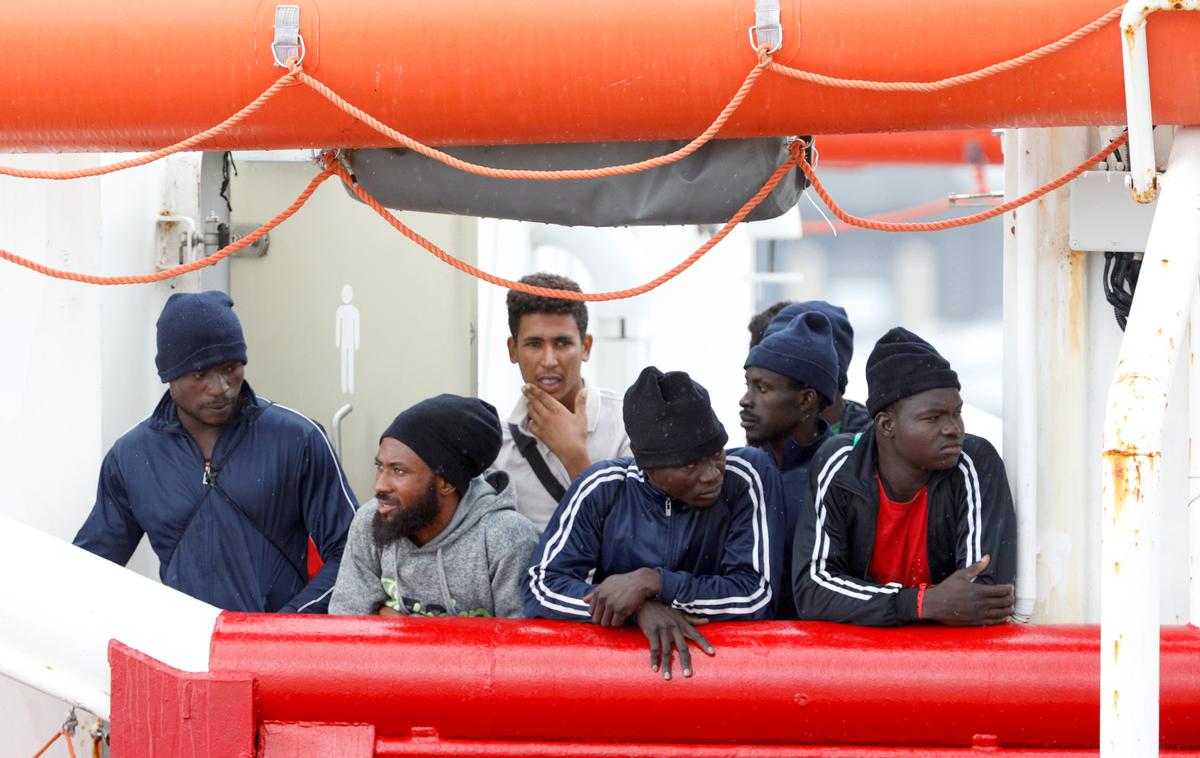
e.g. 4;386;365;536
793;327;1016;627
74;291;357;614
331;395;539;618
524;367;784;680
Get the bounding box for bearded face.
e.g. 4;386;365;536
372;478;440;548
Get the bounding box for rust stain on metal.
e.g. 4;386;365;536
1114;689;1120;710
1068;251;1085;351
1131;184;1159;204
1104;449;1160;520
1113;638;1120;664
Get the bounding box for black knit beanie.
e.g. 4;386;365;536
765;301;855;395
381;394;502;494
745;311;839;405
623;367;728;469
865;327;960;417
155;291;248;383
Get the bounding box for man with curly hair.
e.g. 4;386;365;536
494;273;632;531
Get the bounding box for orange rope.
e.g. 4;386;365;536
767;5;1122;92
0;165;333;284
31;731;60;758
802;198;952;234
0;72;297;180
794;133;1128;232
333;155;797;301
31;729;74;758
293;57;770;181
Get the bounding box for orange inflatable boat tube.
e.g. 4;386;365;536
0;0;1197;151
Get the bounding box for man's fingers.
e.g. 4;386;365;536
659;629;673;680
963;554;991;579
673;627;693;678
974;583;1015;597
589;595;607;624
683;614;710;626
600;603;617;628
523;384;558;414
684;625;716;656
646;628;661;673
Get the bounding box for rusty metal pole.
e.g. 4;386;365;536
1101;126;1200;757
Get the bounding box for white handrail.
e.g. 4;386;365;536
1120;0;1200;203
1100;126;1200;757
0;515;219;719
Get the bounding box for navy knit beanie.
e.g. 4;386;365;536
381;394;502;495
155;291;248;383
764;301;854;395
865;327;960;417
623;367;728;469
746;311;839;406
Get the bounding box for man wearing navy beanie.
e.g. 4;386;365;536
741;311;839;618
793;327;1016;627
760;300;872;434
74;291;357;614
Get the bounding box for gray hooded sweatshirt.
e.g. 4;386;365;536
330;470;539;618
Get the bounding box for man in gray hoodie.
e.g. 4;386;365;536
330;395;539;618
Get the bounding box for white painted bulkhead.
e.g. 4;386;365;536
0;133;1196;755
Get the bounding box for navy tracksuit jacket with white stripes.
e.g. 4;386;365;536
74;383;357;613
793;428;1016;626
523;449;784;621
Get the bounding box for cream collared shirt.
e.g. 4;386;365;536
494;382;632;532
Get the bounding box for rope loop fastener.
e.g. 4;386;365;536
749;0;783;54
271;4;305;68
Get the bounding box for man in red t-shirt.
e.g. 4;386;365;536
793;327;1016;626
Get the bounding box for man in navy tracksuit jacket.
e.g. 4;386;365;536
740;309;840;619
523;367;783;680
74;292;357;613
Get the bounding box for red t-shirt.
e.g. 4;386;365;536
868;477;931;588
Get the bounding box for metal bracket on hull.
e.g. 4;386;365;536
749;0;783;53
271;5;304;68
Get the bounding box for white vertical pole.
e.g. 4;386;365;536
1011;128;1041;623
1101;126;1200;757
1190;291;1200;628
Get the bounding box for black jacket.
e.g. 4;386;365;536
835;399;872;435
792;427;1016;626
